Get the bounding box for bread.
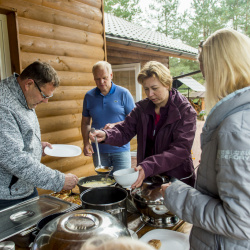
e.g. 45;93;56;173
148;239;162;249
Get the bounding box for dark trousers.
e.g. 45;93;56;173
0;188;38;211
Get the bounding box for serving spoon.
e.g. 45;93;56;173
90;128;113;177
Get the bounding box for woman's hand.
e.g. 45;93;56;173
160;183;171;197
89;130;106;143
41;142;52;156
131;165;145;188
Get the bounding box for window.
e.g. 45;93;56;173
112;63;142;102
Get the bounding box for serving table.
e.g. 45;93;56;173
14;188;191;250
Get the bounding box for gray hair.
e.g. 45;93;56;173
92;61;112;75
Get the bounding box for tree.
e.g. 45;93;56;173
104;0;142;22
221;0;250;35
147;0;185;39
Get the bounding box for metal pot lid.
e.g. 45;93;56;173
32;209;129;249
0;195;79;242
131;180;166;205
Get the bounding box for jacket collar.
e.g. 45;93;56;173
137;88;181;125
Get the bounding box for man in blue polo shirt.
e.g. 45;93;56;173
81;61;135;174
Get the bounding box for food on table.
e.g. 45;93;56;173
81;178;115;187
148;239;162;249
51;190;81;205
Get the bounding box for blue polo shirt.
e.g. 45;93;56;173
82;82;135;153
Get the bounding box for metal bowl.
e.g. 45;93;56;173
131;179;179;228
31;209;130;250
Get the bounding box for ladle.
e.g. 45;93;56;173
90;128;113;176
90;127;102;169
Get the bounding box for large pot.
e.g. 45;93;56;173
77;175;116;193
131;177;179;227
80;187;128;226
31;209;130;250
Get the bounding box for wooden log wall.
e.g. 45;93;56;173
0;0;107;194
107;41;170;68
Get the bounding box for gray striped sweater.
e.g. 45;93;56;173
0;74;65;200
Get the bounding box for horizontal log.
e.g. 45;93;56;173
108;57;149;65
52;86;92;101
0;0;103;34
75;0;102;9
107;48;169;62
39;113;82;134
46;154;93;173
21;52;97;77
37;162;96;195
57;71;94;86
36;100;84;118
41;0;102;22
18;17;103;48
65;163;96;177
19;34;105;60
41;128;82;144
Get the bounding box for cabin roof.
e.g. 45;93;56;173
104;13;198;59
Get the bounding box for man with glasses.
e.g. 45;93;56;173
0;61;78;210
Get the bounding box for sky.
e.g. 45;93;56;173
139;0;192;14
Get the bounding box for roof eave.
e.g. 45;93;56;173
106;35;198;60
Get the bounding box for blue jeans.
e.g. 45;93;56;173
93;151;131;175
0;188;38;211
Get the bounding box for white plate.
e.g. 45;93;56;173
44;144;82;157
140;229;189;250
128;229;138;240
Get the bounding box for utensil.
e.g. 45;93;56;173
140;229;190;250
80;187;128;226
44;144;81;157
90;128;102;168
31;209;130;250
131;178;179;228
77;175;116;193
90;128;113;176
113;168;139;189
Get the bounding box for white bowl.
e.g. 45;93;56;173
113;168;139;189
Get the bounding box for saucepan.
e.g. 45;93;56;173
77;175;116;193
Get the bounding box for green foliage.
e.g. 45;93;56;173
104;0;141;22
104;0;249;76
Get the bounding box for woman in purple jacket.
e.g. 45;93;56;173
90;61;197;187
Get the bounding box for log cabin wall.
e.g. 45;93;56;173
107;41;170;68
0;0;106;193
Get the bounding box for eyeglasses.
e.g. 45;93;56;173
33;80;53;99
198;40;204;53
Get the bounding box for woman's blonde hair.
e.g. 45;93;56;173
137;61;172;88
200;28;250;111
81;236;154;250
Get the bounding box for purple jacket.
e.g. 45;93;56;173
105;89;197;186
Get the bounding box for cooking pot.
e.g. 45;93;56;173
77;175;116;193
80;187;128;226
31;209;130;250
131;176;179;227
